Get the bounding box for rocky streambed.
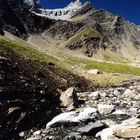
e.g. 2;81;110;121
25;84;140;140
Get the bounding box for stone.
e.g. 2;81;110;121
19;131;25;137
101;119;116;126
60;87;79;108
133;101;140;108
46;107;99;129
123;89;133;98
89;91;100;100
96;118;140;140
100;92;107;98
77;122;106;136
96;127;120;140
46;111;79;129
78;107;98;122
63;132;81;140
113;89;121;97
112;109;126;115
7;107;21;115
98;104;115;115
33;130;41;135
87;69;101;75
113;125;140;138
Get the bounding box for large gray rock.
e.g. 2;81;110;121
77;122;106;136
46;111;79;129
98;104;115;115
60;87;79;109
113;125;140;138
96;118;140;140
46;107;99;129
78;107;98;122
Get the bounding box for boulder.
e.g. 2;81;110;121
78;107;98;122
96;118;140;140
77;122;106;136
46;111;79;129
87;69;101;75
98;104;115;115
60;87;79;109
96;127;120;140
46;107;99;129
113;125;140;138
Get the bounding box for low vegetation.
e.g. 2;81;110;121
64;26;102;46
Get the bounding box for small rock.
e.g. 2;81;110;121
100;92;107;98
19;131;25;137
113;89;121;97
112;109;126;115
7;107;21;115
63;132;81;140
33;130;41;135
89;91;100;100
77;122;106;136
98;104;115;115
78;107;98;122
123;89;133;98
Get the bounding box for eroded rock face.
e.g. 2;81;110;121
60;87;79;109
0;0;55;38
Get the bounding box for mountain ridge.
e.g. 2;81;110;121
1;0;140;62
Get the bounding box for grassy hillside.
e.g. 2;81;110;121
64;26;102;46
1;35;140;87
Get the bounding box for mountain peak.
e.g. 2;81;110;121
32;0;92;21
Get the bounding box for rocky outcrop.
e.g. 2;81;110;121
0;0;55;38
60;87;79;109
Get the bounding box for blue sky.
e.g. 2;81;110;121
40;0;140;25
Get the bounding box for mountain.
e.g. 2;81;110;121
1;1;140;140
0;0;55;38
1;0;139;61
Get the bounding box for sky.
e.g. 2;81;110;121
40;0;140;25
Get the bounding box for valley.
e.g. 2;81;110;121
1;0;140;140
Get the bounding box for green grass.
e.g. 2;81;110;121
0;37;59;64
65;26;102;46
102;52;129;63
1;36;140;77
85;60;140;76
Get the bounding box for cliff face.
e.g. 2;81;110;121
0;0;55;38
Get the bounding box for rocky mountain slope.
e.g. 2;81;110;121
1;1;140;140
1;0;140;61
0;0;55;38
0;37;92;140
